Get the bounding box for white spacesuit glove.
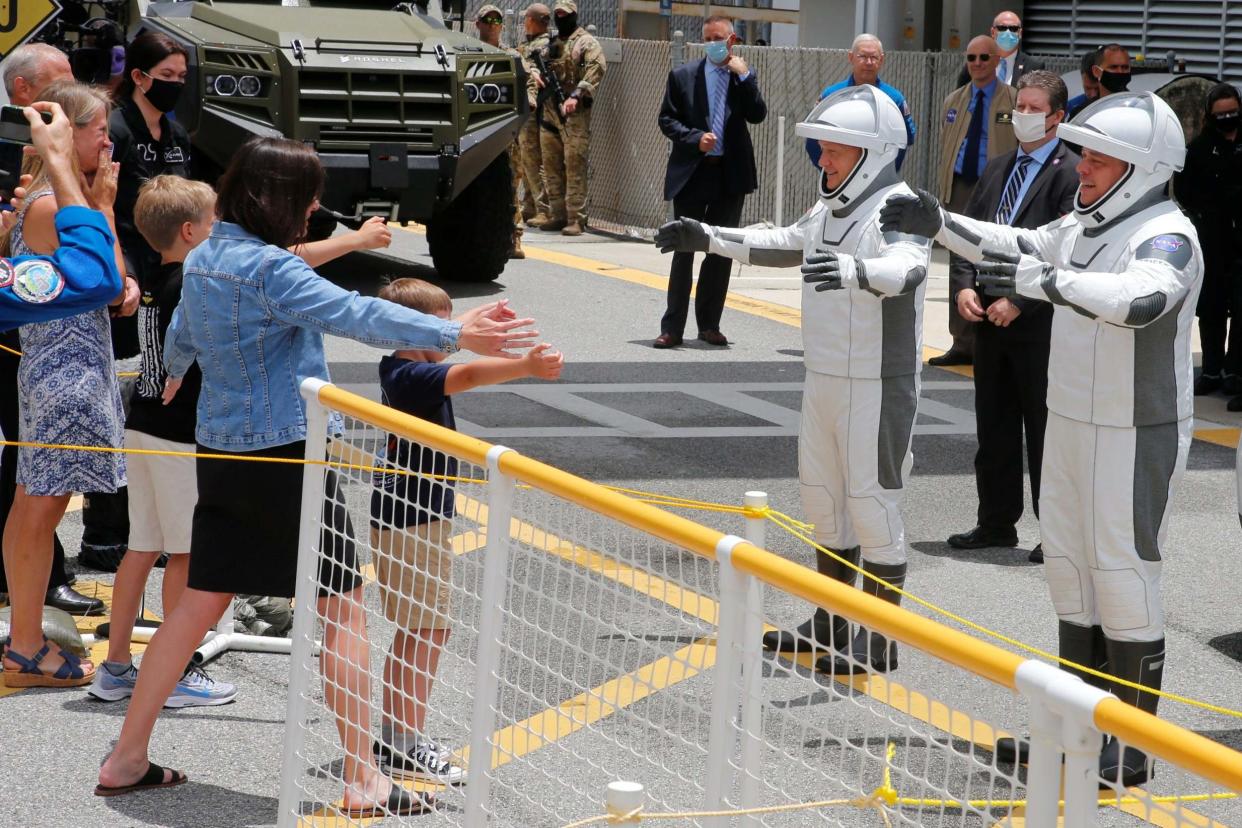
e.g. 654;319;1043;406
801;248;862;292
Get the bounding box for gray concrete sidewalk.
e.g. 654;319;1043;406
521;225;1242;430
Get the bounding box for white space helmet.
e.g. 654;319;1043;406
795;84;907;210
1056;91;1186;228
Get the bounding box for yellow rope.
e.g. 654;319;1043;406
0;341;20;357
6;438;1242;719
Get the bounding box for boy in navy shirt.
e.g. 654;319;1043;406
370;278;563;784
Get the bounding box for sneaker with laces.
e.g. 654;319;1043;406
87;661;139;702
163;665;238;708
375;738;466;785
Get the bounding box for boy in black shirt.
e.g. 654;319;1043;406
370;278;563;784
89;176;236;707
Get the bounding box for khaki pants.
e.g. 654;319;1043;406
371;520;453;631
517;115;545;219
539;107;591;225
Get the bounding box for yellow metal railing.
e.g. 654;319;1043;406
314;382;1242;802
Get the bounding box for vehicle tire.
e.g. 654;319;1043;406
426;152;513;283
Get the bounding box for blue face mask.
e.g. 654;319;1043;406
996;30;1020;51
705;40;730;65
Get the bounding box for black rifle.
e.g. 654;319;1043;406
532;46;568;129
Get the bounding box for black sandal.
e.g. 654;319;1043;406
339;786;435;817
94;762;188;797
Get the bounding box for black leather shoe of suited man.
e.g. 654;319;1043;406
946;526;1019;550
45;584;106;616
927;350;971;367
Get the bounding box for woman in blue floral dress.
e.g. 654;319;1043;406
1;81;137;689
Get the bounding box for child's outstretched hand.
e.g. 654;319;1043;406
526;342;564;380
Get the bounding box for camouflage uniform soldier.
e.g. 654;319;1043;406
518;5;552;227
476;4;539;259
538;0;606;235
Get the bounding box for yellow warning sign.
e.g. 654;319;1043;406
0;0;63;60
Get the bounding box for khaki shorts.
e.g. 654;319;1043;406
125;429;196;554
371;520;453;631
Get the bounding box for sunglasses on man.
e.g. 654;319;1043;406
965;53;992;62
480;15;502;24
994;24;1021;32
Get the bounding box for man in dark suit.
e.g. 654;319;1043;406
653;14;766;348
943;71;1079;564
955;10;1045;88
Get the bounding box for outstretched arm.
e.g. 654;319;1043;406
655;204;821;268
880;188;1062;264
975;235;1197;327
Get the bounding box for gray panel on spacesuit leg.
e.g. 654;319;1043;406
900;266;927;295
879;292;918;377
877;374;917;490
1132;421;1179;562
1132;298;1182;426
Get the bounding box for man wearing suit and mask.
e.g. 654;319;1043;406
945;71;1080;564
956;10;1045;88
653;14;767;349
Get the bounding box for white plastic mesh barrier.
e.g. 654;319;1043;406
277;386;1242;827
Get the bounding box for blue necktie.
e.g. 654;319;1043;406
961;89;986;183
996;155;1034;224
999;58;1009;83
710;69;727;155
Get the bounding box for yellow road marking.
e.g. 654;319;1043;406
1193;428;1240;449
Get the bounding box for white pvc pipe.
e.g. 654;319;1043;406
737;492;767;824
276;379;331;828
464;445;518;826
774;116;786;226
704;534;748;825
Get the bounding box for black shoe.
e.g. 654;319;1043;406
928;350;971;367
946;526;1019;550
1194;373;1222;395
1028;543;1044;563
45;584;106;616
1229;394;1242;413
1223;374;1242;395
762;609;849;655
1099;737;1155;788
78;544;127;573
822;561;906;675
993;736;1029;764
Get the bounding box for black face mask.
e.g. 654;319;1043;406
142;75;184;113
1213;111;1241;133
1097;69;1130;94
555;12;577;39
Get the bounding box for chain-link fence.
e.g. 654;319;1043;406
584;37;1078;236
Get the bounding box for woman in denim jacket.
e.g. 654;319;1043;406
97;137;536;815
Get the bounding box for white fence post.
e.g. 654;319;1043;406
704;534;749;824
1046;669;1112;828
774;116;786;227
737;492;767;823
1014;660;1070;828
463;444;518;827
277;378;332;828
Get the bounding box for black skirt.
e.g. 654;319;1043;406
188;441;362;599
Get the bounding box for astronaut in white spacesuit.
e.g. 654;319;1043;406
881;91;1201;788
655;85;932;676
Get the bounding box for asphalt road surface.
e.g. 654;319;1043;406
2;226;1240;827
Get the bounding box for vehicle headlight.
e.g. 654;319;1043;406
465;82;480;104
211;74;238;96
238;75;262;97
479;83;501;104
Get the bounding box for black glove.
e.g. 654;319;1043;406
654;218;711;254
975;248;1020;297
801;249;848;292
878;188;943;237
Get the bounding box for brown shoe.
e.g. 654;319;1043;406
698;330;728;346
561;222;582;237
653;333;682;349
526;212;549;228
508;236;526;259
540;218;568;232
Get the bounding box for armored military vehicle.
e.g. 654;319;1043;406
140;0;526;282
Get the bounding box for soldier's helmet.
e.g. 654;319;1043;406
1056;91;1186;227
796;84;908;209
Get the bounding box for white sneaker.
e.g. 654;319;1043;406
163;664;238;708
87;661;139;702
